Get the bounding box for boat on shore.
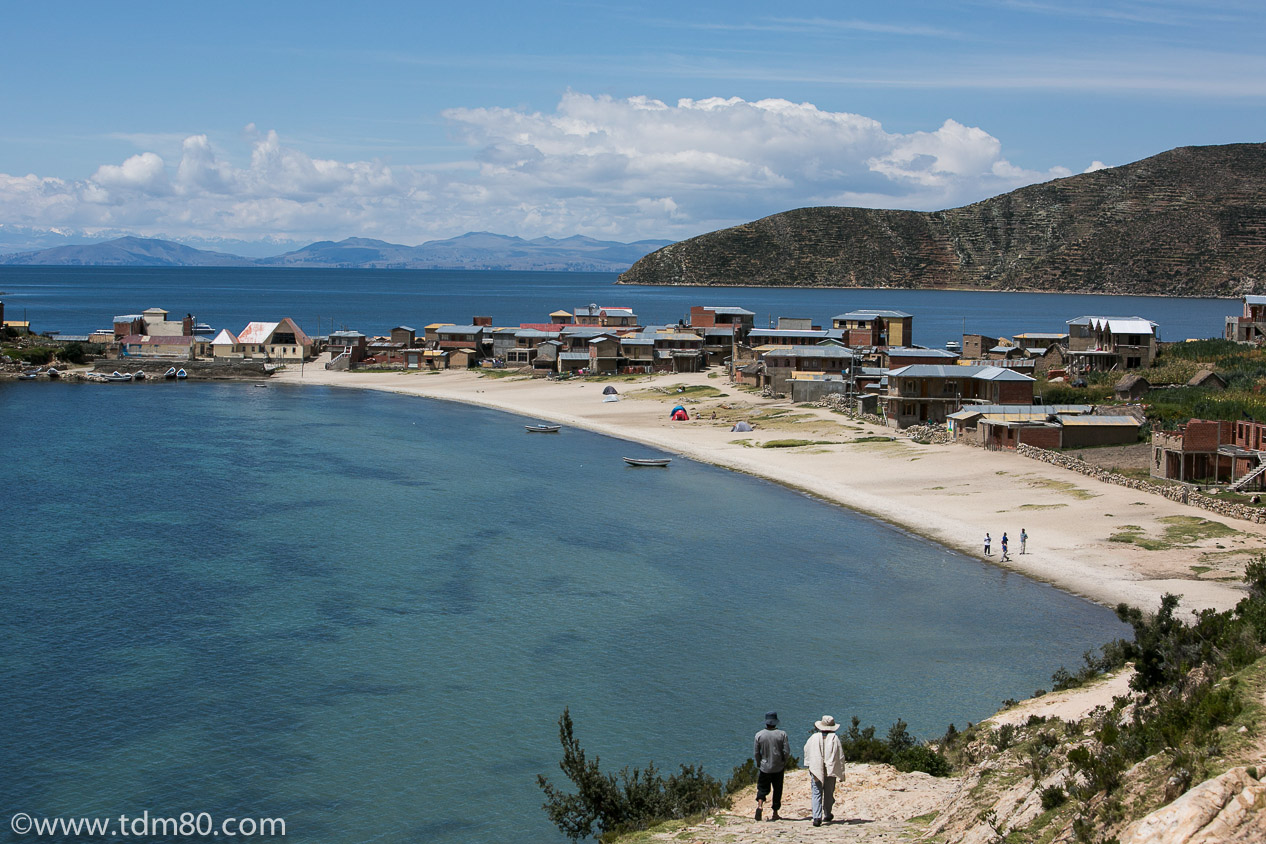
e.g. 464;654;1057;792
104;371;133;382
18;371;38;380
164;366;178;379
133;370;147;380
525;423;561;433
176;368;187;379
623;457;671;467
46;367;60;378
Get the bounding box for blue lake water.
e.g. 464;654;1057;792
0;266;1236;350
1;381;1130;843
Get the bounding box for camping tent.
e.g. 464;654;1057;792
603;394;619;403
671;408;689;421
730;421;753;432
602;385;619;395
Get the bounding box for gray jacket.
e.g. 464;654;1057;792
754;727;791;774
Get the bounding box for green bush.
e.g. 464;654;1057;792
538;709;729;841
17;346;53;365
1040;785;1067;811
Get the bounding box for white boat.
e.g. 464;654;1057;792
18;371;38;380
525;423;561;433
133;370;147;380
164;367;178;379
623;457;671;467
46;367;61;378
104;371;133;382
175;368;188;379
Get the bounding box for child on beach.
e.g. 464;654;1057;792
984;533;991;556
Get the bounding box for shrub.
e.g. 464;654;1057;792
538;709;730;841
17;346;53;365
1040;785;1067;811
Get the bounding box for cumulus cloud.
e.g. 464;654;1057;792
0;93;1073;244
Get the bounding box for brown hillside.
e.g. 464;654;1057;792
618;143;1266;296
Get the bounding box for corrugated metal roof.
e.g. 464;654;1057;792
833;309;912;320
1055;414;1141;427
764;345;855;358
888;364;1034;381
559;352;590;360
749;328;829;338
238;321;285;344
435;325;485;334
704;306;755;316
888;347;957;358
1246;295;1266;306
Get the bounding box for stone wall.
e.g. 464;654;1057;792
1016;443;1266;524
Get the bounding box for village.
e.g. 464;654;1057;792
8;296;1266;495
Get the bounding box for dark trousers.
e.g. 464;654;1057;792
755;769;784;810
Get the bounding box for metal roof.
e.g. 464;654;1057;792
748;328;829;338
703;306;755;316
1067;315;1158;334
1246;295;1266;306
764;345;855;358
211;329;239;345
834;309;912;320
393;325;416;332
1013;332;1068;339
1054;414;1141;427
558;352;590;360
435;325;486;334
888;347;957;358
888;364;1034;381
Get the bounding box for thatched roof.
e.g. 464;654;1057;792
1187;369;1227;389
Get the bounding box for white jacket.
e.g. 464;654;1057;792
803;730;845;781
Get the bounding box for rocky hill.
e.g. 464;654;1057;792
619;143;1266;297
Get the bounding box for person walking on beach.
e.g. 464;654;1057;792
1000;532;1011;562
1020;528;1028;555
803;715;844;826
753;711;790;821
984;533;991;556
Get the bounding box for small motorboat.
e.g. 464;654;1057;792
525;423;561;433
623;457;671;467
46;367;61;378
164;367;178;379
175;369;188;379
133;370;147;380
18;371;38;380
104;371;133;382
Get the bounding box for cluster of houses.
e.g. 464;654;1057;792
85;300;1184;454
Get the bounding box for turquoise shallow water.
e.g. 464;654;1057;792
0;382;1129;843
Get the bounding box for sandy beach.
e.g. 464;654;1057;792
273;365;1266;613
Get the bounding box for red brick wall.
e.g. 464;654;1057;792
1019;426;1062;449
997;381;1035;404
689;307;716;328
1183;420;1226;452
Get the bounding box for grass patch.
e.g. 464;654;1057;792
849;435;895;443
1191;565;1213;576
1018;503;1069;510
761;439;840;448
1026;478;1099;499
1109;516;1237;550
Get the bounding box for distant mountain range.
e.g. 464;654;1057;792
620;142;1266;297
0;232;673;272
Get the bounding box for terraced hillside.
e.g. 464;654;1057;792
618;143;1266;296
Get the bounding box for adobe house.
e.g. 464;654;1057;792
1225;295;1266;343
237;318;313;361
1067;316;1159;371
884;365;1035;428
1188;370;1227;390
832;309;912;347
390;326;417;347
587;336;621;374
762;345;856;393
688;305;754;337
433;325;487;357
1151;419;1238;484
961;334;999;359
327;330;368;365
1012;332;1068;352
1114;374;1151;401
573;305;638;328
885;347;959;368
447;348;479;368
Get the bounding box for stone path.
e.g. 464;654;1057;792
643;765;957;843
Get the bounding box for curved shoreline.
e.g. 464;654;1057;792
273;366;1261;613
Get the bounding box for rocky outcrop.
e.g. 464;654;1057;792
1119;766;1266;843
620;143;1266;297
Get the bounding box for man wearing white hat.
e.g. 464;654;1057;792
803;715;845;826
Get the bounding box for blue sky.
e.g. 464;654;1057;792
1;0;1263;250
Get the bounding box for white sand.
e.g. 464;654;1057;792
274;365;1265;613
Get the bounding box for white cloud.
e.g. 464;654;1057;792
0;93;1073;245
1083;160;1110;173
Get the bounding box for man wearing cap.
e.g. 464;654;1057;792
803;715;845;826
753;710;790;821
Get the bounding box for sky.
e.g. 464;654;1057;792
1;0;1263;251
